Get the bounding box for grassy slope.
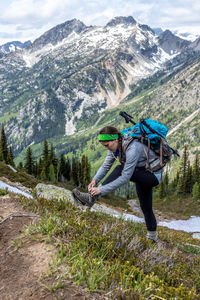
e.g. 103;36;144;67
1;163;200;297
14;194;200;299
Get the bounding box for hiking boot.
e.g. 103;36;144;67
72;188;98;208
146;230;158;243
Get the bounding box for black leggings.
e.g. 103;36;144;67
102;165;159;231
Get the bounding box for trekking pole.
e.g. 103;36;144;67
119;111;136;125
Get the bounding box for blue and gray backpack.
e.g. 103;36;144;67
120;116;179;172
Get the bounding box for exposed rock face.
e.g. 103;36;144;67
30;19;87;50
106;16;137;27
158;30;190;54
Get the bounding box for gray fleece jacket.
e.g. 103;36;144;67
93;138;162;196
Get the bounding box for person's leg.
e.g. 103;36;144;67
131;169;159;242
101;165;124;185
135;182;157;231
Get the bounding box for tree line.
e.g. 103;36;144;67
21;140;91;187
158;145;200;200
0;125;91;188
1;123;200;200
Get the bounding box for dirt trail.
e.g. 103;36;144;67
0;195;106;300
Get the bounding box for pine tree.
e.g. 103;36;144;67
80;155;86;186
38;158;43;178
7;147;15;167
50;143;58;178
1;124;8;162
32;161;38;177
164;171;169;187
184;161;193;194
42;140;49;179
176;145;188;194
24;147;34;175
17;162;23;169
192;182;200;200
60;154;66;180
158;180;165;198
49;163;56;183
72;156;79;186
40;166;46;180
85;156;91;186
0;146;3;161
193;152;200;183
65;157;71;181
78;161;82;186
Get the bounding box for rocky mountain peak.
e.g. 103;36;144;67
106;16;136;27
30;18;87;50
158;29;191;54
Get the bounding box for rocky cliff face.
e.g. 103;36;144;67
158;30;190;54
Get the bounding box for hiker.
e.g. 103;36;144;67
72;125;162;243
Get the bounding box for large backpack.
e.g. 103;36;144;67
121;118;178;172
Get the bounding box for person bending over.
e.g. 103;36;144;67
72;126;162;242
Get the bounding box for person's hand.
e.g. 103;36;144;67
88;179;96;192
90;186;101;196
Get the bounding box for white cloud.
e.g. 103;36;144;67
0;0;199;44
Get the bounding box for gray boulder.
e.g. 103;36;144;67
35;183;74;203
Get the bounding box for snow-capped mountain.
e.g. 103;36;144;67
0;16;199;156
0;40;31;54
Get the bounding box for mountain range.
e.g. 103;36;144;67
0;16;199;163
0;40;31;54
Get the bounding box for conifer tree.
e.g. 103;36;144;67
85;156;91;185
164;171;169;187
192;182;199;200
32;161;38;177
177;145;188;194
72;156;79;186
193;152;200;183
7;147;15;167
42;140;49;179
60;154;66;180
1;124;8;162
80;155;86;186
184;161;193;194
24;147;34;175
40;166;46;180
57;161;61;181
158;180;165;198
49;163;56;183
65;157;71;181
78;161;82;186
18;162;23;169
38;158;43;178
49;143;58;178
0;146;3;161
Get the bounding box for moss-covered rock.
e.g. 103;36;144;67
35;183;73;203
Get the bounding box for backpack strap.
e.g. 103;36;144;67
122;136;135;154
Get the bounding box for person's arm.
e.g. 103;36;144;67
99;142;142;195
92;151;115;184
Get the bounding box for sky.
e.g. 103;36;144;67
0;0;199;45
